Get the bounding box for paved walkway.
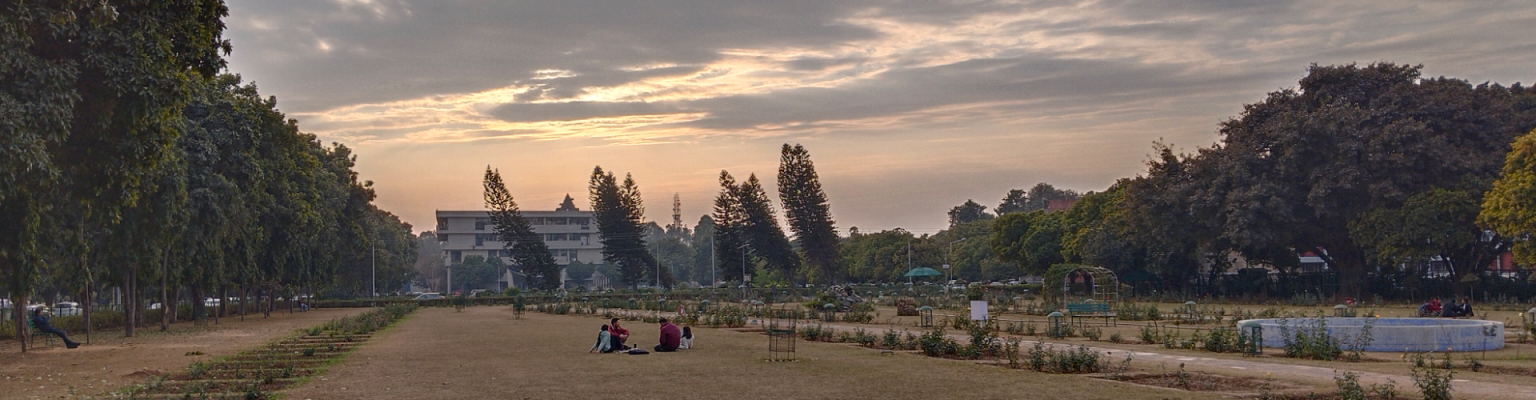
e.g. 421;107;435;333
806;321;1536;400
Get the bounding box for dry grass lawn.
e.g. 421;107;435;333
284;306;1224;400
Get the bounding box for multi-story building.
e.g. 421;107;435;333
436;195;603;289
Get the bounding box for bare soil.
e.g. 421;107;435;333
0;308;359;399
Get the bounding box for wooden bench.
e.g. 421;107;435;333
1066;302;1116;327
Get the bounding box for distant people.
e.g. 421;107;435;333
590;324;615;353
1443;296;1474;318
31;308;81;349
1418;298;1443;317
609;318;630;350
655;318;681;352
679;326;693;349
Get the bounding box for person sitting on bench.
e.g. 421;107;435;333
654;318;681;352
31;308;81;349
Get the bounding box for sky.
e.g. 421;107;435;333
221;0;1536;235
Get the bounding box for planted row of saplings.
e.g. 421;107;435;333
115;303;418;399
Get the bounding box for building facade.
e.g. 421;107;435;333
436;196;604;289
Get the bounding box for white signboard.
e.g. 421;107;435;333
970;300;988;321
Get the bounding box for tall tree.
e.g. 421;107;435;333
690;215;718;284
948;200;992;226
589;167;667;288
777;144;840;285
1480;129;1536;265
737;174;800;283
2;0;230;345
484;167;560;290
712;172;749;283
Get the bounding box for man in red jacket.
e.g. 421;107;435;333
609;318;630;350
654;318;681;352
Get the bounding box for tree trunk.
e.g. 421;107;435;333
13;294;29;353
124;272;135;338
160;259;170;331
82;286;93;343
239;286;246;321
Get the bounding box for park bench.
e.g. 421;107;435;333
1066;302;1116;327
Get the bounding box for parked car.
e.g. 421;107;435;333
54;301;81;316
413;293;444;300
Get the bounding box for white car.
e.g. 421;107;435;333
413;293;444;300
54;302;81;316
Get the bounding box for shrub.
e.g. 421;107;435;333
919;326;958;357
1412;365;1453;400
1139;325;1159;344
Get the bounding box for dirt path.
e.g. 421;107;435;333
812;321;1536;400
284;307;1224;400
0;308;360;399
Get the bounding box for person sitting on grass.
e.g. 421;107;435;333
608;318;630;350
590;325;615;353
31;308;81;349
654;318;681;352
679;326;693;349
1443;296;1474;318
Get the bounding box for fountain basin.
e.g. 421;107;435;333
1236;317;1504;352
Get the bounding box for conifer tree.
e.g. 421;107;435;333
777;144;840;285
712;172;748;282
484;167;560;290
738;174;801;282
589;167;669;288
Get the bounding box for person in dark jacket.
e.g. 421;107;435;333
31;308;81;349
654;318;681;352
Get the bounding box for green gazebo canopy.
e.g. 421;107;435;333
903;267;943;277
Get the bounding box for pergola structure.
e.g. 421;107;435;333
1060;265;1120;305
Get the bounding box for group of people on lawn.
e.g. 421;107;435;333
589;317;693;354
1420;296;1475;318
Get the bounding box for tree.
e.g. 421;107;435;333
1354;188;1506;295
690;215;718;284
998;183;1081;214
990;211;1065;275
449;255;501;292
777;144;840;285
712;172;749;283
737;174;800;283
589;167;667;288
2;0;230;348
948;200;993;227
484;167;560;290
415;231;445;290
1132;63;1536;297
1480;129;1536;265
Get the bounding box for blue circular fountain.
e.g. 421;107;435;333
1237;317;1505;352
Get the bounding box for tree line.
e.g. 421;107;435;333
2;1;415;349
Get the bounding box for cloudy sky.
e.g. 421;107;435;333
223;0;1536;235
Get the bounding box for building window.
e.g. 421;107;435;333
451;251;462;263
436;218;448;231
527;217;543;225
474;217;491;231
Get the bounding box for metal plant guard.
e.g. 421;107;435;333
767;308;797;361
918;306;934;327
1047;311;1065;338
822;303;837;322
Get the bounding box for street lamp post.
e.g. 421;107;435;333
946;237;967;283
